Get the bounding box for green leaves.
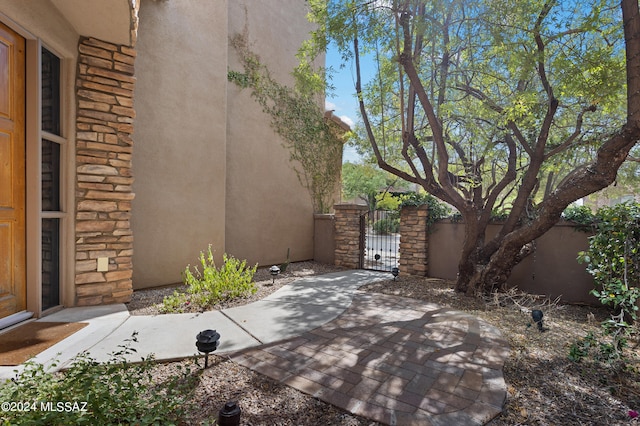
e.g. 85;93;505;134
161;245;257;313
0;335;198;425
313;0;625;208
342;162;390;209
572;202;640;364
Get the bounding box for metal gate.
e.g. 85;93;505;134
360;210;400;271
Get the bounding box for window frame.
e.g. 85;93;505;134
38;45;68;314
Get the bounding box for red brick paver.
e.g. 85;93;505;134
229;293;509;425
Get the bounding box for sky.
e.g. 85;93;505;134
324;43;376;163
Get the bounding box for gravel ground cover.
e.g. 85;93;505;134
126;262;640;425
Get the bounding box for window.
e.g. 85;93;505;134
41;48;63;311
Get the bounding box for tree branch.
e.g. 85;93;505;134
544;104;597;159
457;83;534;156
398;11;465;207
354;34;420;186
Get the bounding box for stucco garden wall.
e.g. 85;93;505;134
332;207;596;304
428;221;594;304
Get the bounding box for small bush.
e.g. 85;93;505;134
398;192;450;228
161;245;258;313
562;204;595;231
0;334;198;425
373;216;399;234
572;202;640;364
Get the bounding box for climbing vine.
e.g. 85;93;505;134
228;33;345;213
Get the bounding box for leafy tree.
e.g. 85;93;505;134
304;0;640;295
342;161;406;211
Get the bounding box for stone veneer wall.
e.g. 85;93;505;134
333;204;367;269
399;205;429;277
74;37;136;306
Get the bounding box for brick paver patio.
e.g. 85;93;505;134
230;292;509;425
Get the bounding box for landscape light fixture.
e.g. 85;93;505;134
391;266;399;281
531;309;545;332
269;265;280;284
196;329;220;368
218;401;242;426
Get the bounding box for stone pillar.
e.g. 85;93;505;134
399;205;429;277
334;204;368;269
74;37;136;306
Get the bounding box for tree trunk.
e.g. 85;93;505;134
454;211;490;294
453;0;640;296
464;238;531;297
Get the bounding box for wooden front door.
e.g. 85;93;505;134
0;22;26;319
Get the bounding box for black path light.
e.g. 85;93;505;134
196;329;220;368
531;309;545;332
218;401;241;426
391;266;399;281
269;265;280;284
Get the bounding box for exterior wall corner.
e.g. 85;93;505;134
74;36;136;306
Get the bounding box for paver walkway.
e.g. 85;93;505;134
230;292;509;426
0;270;509;425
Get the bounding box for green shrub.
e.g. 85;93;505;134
373;216;399;234
572;202;640;364
375;192;401;211
0;334;198;425
398;192;450;228
562;204;595;231
161;245;258;313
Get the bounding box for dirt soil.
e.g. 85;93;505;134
127;262;640;425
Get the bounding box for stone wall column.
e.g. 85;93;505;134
334;204;368;269
74;37;136;306
399;205;429;276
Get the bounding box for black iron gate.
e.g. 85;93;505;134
359;210;400;271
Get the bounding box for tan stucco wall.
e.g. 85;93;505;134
127;0;323;288
0;1;78;56
0;0;131;51
428;221;595;304
50;0;133;46
131;0;228;288
225;0;316;267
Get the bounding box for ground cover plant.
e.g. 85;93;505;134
160;246;258;313
0;334;198;426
